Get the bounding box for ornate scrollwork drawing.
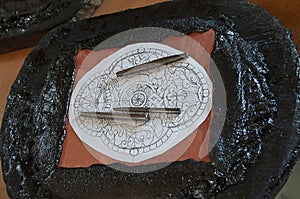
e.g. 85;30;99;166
69;43;212;162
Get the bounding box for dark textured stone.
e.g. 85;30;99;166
1;0;300;198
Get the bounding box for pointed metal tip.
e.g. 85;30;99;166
183;52;189;59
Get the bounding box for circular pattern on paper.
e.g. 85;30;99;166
68;43;212;163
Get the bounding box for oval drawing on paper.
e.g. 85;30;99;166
68;43;213;163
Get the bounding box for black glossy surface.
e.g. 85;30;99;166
0;0;82;53
1;0;300;198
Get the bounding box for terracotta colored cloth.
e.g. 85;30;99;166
59;29;215;168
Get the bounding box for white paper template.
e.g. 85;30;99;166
68;43;212;163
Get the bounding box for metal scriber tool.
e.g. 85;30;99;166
116;53;188;77
114;107;181;114
80;112;149;122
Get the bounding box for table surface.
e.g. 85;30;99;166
0;0;299;198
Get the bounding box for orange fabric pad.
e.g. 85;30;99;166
59;29;215;168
